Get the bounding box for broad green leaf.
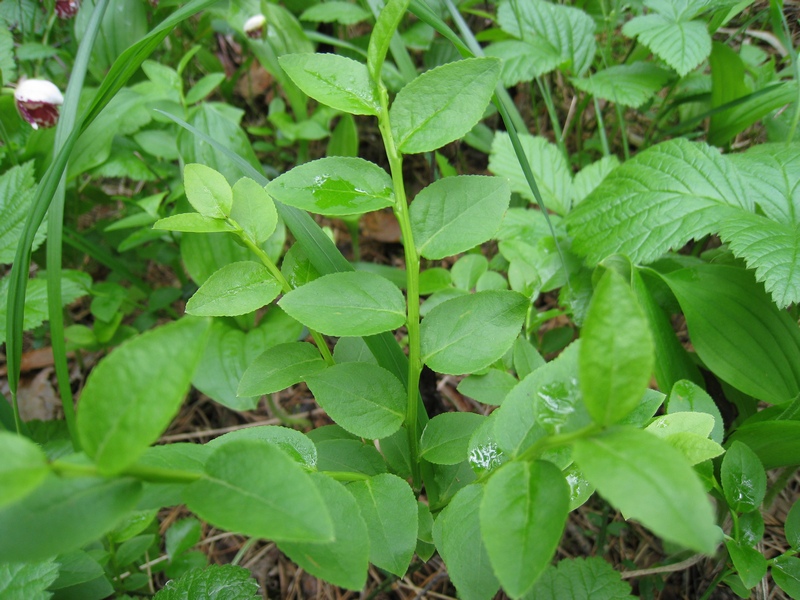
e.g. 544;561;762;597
709;41;750;146
787;500;800;549
457;369;518;406
410;176;510;259
186;262;281;317
231;177;277;245
183;163;232;219
207;426;317;469
184;72;226;105
468;414;507;477
432;485;500;600
78;317;210;474
0;431;48;508
489;133;573;214
572;63;672;108
622;10;711;76
419;267;452;295
724;540;766;589
279;271;406;336
153;565;259;600
348;473;417;576
574;427;720;554
165;518;202;561
721;441;766;513
185;440;333;543
484;39;562;86
49;549;105;590
667;380;724;443
134;444;210;509
719;144;800;307
180;232;251;285
278;474;369;591
526;556;634;599
390;58;501;154
0;559;59;600
645;415;724;465
572;156;620;205
513;336;545;379
580;269;654;426
711;82;798;147
773;556;800;598
238;342;326;397
451;254;489;290
315;439;388;476
567;138;749;265
497;0;596;76
420;290;527;375
0;476;142;562
727;421;800;470
367;0;411;82
266;157;393;216
153;213;234;233
300;1;371;24
425;461;477;511
305;362;406;439
0;162;46;263
279;53;380;116
480;460;569;598
420;413;486;465
660;264;800;404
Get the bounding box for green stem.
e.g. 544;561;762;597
323;470;371;482
615;102;630;161
51;459;202;483
536;76;567;159
376;85;422;490
593;96;611;157
516;423;600;463
231;538;256;566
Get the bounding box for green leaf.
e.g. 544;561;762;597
0;559;59;600
572;63;672;108
186;262;281;317
153;213;234;233
154;565;259;600
484;39;562;86
0;27;16;84
773;556;800;598
315;439;387;476
184;72;226;105
77;317;210;474
660;264;800;404
481;460;569;598
279;271;406;336
300;1;371;24
527;556;634;600
0;476;142;562
786;500;800;550
184;440;333;543
0;162;46;264
667;380;724;444
573;156;620;206
49;549;105;590
489;133;573;214
279;53;380;116
165;517;202;561
420;413;485;465
0;431;48;508
238;341;326;396
497;0;596;76
573;427;720;554
725;539;766;589
183;163;233;219
266;156;393;216
457;369;518;406
721;441;766;513
367;0;411;82
230;177;277;245
727;421;800;470
580;269;654;426
305;362;406;439
208;426;317;469
390;58;501;154
432;485;500;600
567;139;749;264
645;414;724;464
278;474;369;591
348;473;417;576
622;9;711;76
410;176;510;259
420;290;527;375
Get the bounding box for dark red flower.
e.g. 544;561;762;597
14;79;64;130
55;0;80;18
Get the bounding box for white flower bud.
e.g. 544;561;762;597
14;79;64;130
244;14;266;39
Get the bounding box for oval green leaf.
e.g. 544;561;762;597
721;441;767;513
0;432;49;508
186;262;282;317
419;412;486;465
183;163;232;218
231;177;277;245
238;342;327;397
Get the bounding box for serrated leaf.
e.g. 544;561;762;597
622;12;711;77
420;413;486;465
0;432;48;508
484;39;562;86
721;441;766;513
391;58;501;154
497;0;596;76
489;133;573;214
482;461;569;598
183;163;233;218
77;318;210;474
347;474;417;576
266;157;393;216
153;213;234;233
527;556;634;599
0;559;59;600
566;138;749;264
574;427;720;554
572;63;672;108
238;342;326;397
155;565;259;600
231;177;277;245
305;362;405;439
0;162;46;264
186;262;282;317
572;156;620;205
185;440;333;543
410;176;510;259
279;271;406;337
420;291;527;375
279;53;379;116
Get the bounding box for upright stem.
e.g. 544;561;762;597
536;77;567;160
376;86;422;489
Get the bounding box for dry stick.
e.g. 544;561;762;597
620;553;706;580
159;408;327;442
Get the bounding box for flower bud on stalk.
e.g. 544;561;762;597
244;14;266;39
55;0;80;18
14;79;64;130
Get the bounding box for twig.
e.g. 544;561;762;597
159;408;327;442
620;553;707;580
